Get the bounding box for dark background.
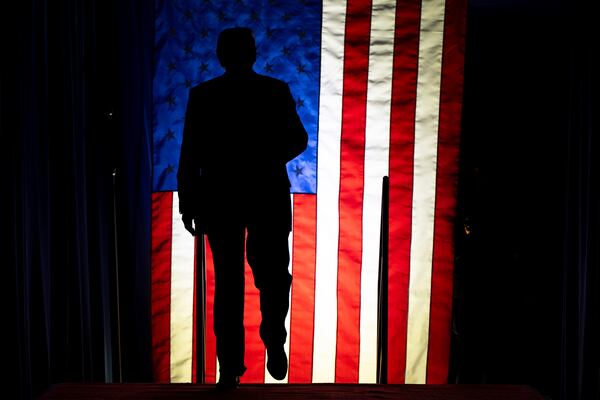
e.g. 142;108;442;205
451;2;597;400
1;0;597;399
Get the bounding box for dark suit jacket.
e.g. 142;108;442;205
177;71;308;232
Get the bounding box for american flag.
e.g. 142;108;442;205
151;0;466;384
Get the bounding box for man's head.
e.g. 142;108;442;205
217;28;256;72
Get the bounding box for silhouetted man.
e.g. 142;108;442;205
177;27;308;389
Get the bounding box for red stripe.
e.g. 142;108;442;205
387;0;422;384
288;195;317;383
335;0;372;383
242;230;265;383
204;237;217;383
151;192;173;382
426;0;467;383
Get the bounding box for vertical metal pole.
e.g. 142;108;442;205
377;176;389;384
196;233;206;384
112;168;123;383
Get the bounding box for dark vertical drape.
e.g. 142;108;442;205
114;0;154;384
1;1;153;399
451;1;598;400
559;3;599;400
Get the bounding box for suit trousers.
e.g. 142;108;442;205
207;221;292;377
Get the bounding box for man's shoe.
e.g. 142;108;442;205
266;346;288;380
216;374;240;390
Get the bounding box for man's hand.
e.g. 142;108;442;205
182;213;197;236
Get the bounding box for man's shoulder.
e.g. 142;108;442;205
190;76;225;94
254;73;289;90
188;73;289;98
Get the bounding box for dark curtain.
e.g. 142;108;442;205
559;3;599;400
113;0;154;386
1;1;153;399
451;1;598;400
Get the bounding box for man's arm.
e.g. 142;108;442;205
281;84;308;162
177;89;202;235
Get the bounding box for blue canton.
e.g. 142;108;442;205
153;0;321;193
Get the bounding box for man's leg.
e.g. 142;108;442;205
246;226;292;379
207;225;247;380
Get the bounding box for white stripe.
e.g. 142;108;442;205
170;192;196;382
312;0;347;383
405;0;447;384
264;194;294;384
358;0;396;384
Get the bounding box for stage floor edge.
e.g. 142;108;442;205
38;383;545;400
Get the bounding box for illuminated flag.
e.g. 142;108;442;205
151;0;466;384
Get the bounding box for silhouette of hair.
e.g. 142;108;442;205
217;28;257;71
